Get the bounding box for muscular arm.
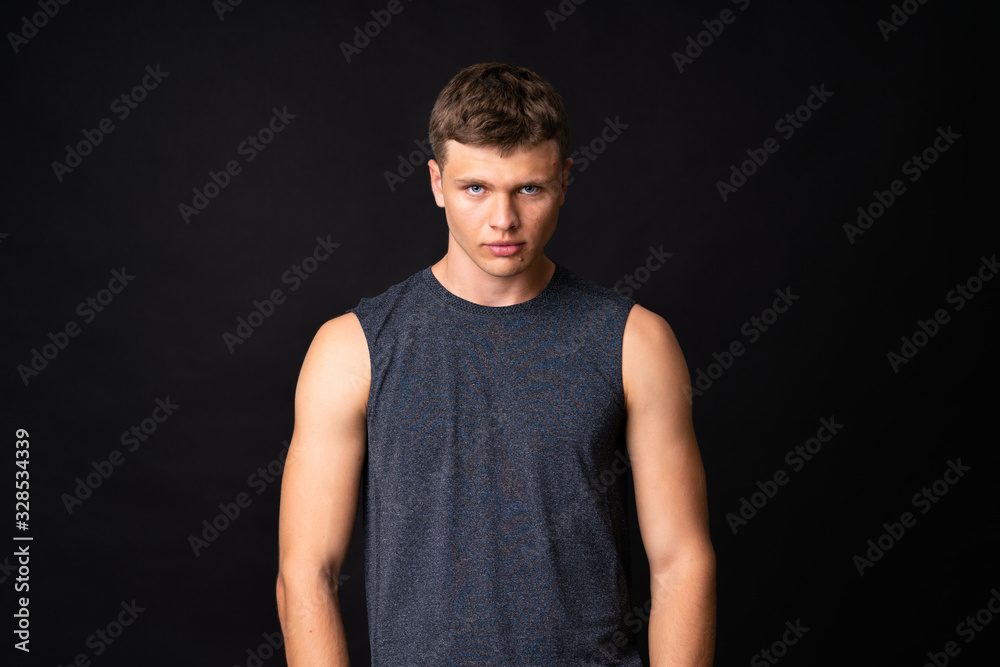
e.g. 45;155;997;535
276;313;370;666
622;305;716;666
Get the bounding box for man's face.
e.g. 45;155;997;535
429;139;571;278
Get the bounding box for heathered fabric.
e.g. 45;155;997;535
347;263;642;666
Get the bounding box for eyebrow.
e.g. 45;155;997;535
451;175;557;189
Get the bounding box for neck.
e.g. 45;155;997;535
431;251;555;307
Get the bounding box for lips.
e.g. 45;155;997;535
485;242;524;257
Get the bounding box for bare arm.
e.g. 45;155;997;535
622;305;716;666
276;313;370;666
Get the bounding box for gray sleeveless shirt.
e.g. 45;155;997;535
347;263;643;666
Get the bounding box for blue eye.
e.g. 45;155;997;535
467;185;484;195
521;185;539;194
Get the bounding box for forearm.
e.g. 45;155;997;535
647;549;717;666
277;570;351;666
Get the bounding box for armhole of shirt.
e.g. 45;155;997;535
345;300;377;428
618;299;637;412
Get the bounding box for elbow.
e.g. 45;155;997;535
649;540;716;587
648;547;716;611
275;560;343;612
276;572;288;628
683;543;716;579
697;541;717;575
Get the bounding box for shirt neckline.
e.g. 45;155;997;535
421;263;566;317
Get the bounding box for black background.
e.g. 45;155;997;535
3;0;994;665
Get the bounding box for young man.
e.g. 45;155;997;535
276;62;716;665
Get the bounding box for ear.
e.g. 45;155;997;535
559;157;573;205
429;159;446;208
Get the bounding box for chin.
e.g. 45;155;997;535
478;255;530;277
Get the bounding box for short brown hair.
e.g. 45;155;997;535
428;62;569;169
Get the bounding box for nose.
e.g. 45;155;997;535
490;193;519;230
